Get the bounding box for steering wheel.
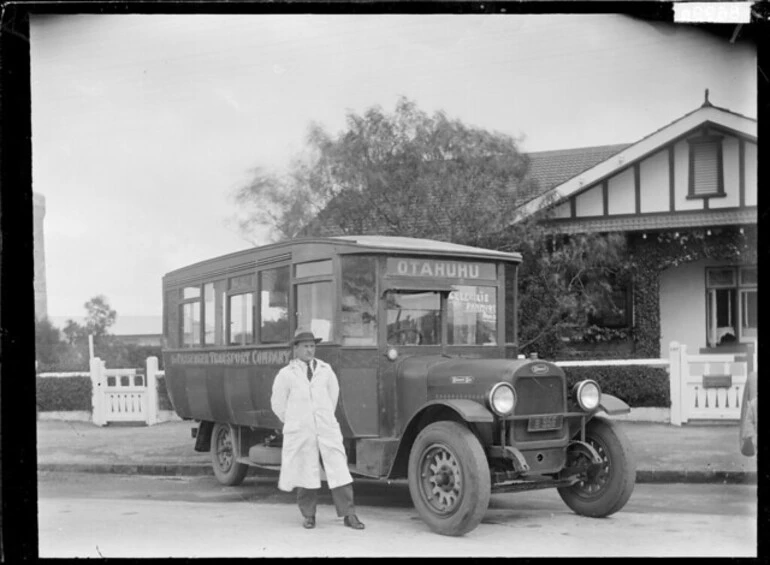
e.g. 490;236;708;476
388;328;424;345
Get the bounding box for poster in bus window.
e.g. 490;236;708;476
449;286;496;322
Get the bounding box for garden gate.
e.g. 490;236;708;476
89;358;148;425
669;342;755;426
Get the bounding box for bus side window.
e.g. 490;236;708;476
228;293;254;346
181;285;201;348
260;266;290;343
296;282;334;342
341;256;377;346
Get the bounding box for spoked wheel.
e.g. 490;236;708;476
558;417;636;517
211;422;249;486
408;421;490;536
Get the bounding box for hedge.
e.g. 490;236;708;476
36;368;669;413
36;376;92;412
35;376;174;413
562;365;669;408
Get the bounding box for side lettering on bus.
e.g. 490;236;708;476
386;258;495;279
169;349;291;366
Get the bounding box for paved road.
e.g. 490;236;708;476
38;471;757;558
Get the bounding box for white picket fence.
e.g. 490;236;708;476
39;356;171;426
39;342;755;426
556;341;756;426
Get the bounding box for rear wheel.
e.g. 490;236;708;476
211;422;249;486
407;421;491;536
558;418;636;517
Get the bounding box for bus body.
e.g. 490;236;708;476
162;235;636;536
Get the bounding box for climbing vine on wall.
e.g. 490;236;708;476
628;226;757;357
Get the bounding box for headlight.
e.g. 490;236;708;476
574;380;601;411
488;382;516;416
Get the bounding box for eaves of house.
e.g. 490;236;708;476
515;98;758;234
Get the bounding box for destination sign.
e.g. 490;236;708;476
169;349;291;367
386;258;496;280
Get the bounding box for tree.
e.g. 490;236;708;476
485;213;632;357
233;96;538;245
233;97;630;358
61;319;85;346
35;317;64;366
83;295;116;338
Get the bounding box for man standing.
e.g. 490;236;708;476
270;328;365;530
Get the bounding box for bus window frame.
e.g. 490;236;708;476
257;263;292;346
339;254;380;348
293;257;336;345
179;285;202;348
225;272;257;347
379;256;504;349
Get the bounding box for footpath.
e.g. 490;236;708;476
36;419;757;484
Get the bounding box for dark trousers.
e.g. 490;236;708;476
297;483;355;518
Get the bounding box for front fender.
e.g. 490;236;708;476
598;394;631;415
426;398;494;422
386;398;493;480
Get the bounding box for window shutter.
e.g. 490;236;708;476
691;140;720;195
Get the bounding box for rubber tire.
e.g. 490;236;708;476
558;417;636;518
211;422;249;486
407;421;491;537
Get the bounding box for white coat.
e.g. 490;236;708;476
270;357;353;491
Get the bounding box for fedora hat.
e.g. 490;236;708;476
292;328;323;345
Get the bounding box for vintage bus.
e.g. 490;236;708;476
162;235;636;536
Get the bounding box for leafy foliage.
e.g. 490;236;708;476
83;295;117;337
35;295;163;372
35;317;69;366
481;215;632;358
233;97;632;358
36;376;92;411
563;365;670;408
233;96;538;245
36;375;173;412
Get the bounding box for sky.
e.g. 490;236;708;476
30;14;757;326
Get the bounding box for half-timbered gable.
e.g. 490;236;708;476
521;96;757;359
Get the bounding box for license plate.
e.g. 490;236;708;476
527;415;563;432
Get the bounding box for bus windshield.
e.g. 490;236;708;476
385;285;498;346
386;292;441;345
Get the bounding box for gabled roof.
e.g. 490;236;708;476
526;143;631;196
515;102;758;219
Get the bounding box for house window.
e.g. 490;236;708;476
587;284;632;329
687;136;724;198
706;266;756;347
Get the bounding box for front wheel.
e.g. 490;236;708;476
211;422;249;486
558;417;636;517
407;421;491;536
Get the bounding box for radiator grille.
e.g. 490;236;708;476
514;376;564;416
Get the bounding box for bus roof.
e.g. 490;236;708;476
163;235;522;283
330;235;522;261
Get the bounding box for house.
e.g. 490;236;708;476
521;92;757;360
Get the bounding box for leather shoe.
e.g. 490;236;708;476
343;515;365;530
303;516;316;529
